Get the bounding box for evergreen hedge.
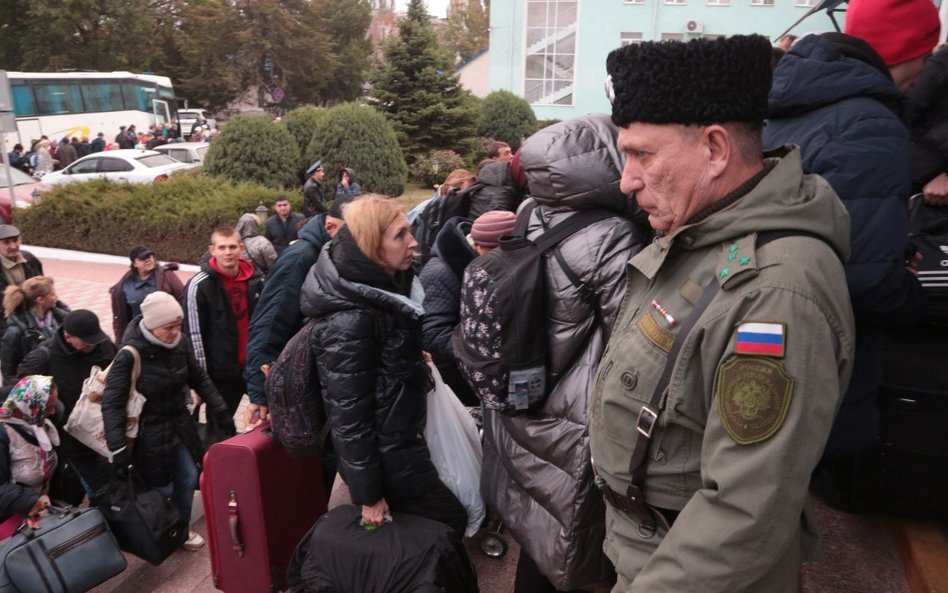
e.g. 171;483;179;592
18;176;294;264
305;102;408;196
281;107;327;170
204;115;300;188
477;90;538;152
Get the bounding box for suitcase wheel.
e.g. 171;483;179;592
478;533;508;558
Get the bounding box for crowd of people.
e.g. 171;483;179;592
0;0;943;589
6;116;217;179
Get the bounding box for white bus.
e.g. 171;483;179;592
2;71;178;152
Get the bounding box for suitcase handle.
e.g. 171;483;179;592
227;490;245;557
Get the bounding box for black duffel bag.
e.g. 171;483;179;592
908;194;948;326
95;471;186;565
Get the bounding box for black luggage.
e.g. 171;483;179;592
287;505;478;593
850;324;948;519
908;194;948;326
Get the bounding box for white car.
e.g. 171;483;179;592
178;108;216;138
41;150;192;187
154;142;210;165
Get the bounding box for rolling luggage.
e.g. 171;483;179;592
201;424;327;593
850;324;948;519
287;505;478;593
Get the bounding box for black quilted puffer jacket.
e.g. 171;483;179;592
299;228;438;507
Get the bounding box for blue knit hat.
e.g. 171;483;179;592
306;160;323;176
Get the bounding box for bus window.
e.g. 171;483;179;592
80;81;124;112
122;82;154;112
10;84;36;117
34;83;82;115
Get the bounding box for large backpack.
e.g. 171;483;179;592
264;318;327;457
452;203;613;415
412;183;483;270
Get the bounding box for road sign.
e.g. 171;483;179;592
271;87;285;104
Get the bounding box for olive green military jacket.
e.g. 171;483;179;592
589;148;856;593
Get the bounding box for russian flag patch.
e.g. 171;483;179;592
734;322;786;358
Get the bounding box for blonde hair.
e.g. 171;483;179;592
343;194;404;268
441;168;475;192
4;276;55;317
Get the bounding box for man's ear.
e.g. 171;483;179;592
703;125;731;179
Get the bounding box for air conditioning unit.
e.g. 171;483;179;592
685;19;704;34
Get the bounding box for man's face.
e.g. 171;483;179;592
0;236;21;260
63;332;94;353
497;146;512;160
275;200;291;218
618;123;712;234
209;232;244;270
313;167;325;182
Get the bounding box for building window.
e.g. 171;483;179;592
665;0;687;5
524;0;577;106
661;33;685;41
624;0;645;4
707;0;730;5
795;0;816;5
620;32;643;46
750;0;774;5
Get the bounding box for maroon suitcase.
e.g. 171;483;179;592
201;424;327;593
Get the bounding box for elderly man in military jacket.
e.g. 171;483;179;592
589;35;856;593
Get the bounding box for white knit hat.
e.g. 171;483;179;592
141;291;183;330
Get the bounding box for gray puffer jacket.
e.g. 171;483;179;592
474;114;647;589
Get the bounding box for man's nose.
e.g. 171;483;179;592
620;163;644;195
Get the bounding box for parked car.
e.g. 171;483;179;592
0;168;49;220
178;108;216;138
41;150;192;187
154;142;209;165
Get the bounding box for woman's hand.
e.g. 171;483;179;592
361;498;389;526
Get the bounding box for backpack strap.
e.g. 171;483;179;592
604;229;825;519
536;208;612;305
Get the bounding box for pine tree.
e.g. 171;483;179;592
371;0;477;164
305;103;408;196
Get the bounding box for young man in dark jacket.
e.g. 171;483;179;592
183;226;262;416
264;196;305;255
16;310;117;503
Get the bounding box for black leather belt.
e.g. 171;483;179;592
595;475;679;529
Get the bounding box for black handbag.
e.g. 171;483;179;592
0;505;127;593
95;472;186;565
192;403;229;453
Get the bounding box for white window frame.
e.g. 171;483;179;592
523;0;578;107
624;0;645;4
661;33;685;41
707;0;730;6
620;32;643;46
750;0;775;5
665;0;687;5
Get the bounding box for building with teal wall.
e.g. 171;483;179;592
489;0;844;120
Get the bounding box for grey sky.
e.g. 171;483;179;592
395;0;449;18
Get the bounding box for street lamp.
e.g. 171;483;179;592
255;202;268;227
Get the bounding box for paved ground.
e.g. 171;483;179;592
29;245;943;593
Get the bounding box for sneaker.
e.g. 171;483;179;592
183;531;205;551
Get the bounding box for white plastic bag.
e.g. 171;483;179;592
65;346;146;461
424;363;485;537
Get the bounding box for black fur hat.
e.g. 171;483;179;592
606;35;773;127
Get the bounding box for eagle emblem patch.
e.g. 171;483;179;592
716;356;794;445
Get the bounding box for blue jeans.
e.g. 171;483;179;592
154;442;198;528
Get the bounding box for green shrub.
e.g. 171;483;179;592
281;107;327;167
204;115;299;188
477;90;538;152
409;150;468;188
535;118;562;132
19;176;294;264
305;102;408;196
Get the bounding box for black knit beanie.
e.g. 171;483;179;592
606;35;773;127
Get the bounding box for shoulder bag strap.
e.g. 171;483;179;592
119;346;142;388
623;230;813;497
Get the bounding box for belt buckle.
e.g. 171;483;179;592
637;406;658;438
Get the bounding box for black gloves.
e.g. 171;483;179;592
110;448;132;480
214;411;237;437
